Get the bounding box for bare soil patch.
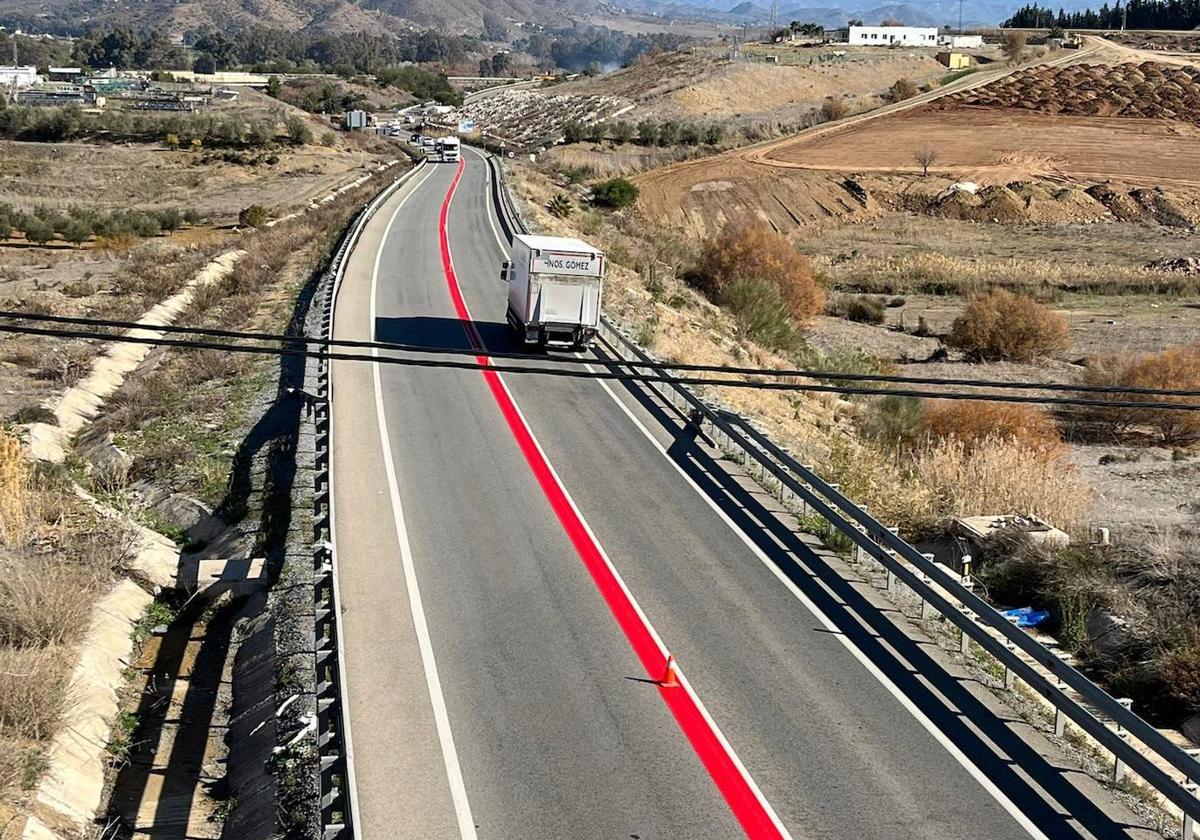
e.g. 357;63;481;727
559;46;946;126
763;106;1200;188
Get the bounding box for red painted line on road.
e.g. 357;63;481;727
435;156;788;840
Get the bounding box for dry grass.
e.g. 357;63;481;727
912;436;1091;532
0;646;72;740
0;555;105;649
0;432;26;546
815;251;1196;297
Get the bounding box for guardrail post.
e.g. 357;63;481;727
1003;642;1017;690
1183;781;1198;840
919;555;937;619
1054;680;1069;736
800;466;815;516
1111;698;1134;784
885;527;900;592
854;504;869;565
959;608;973;654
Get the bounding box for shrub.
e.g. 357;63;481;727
891;77;918;101
1001;31;1028;63
947;289;1069;361
0;556;97;647
720;277;807;352
857;395;925;450
827;293;885;323
591;177;639;209
238;204;270;228
0;646;70;740
924;399;1062;452
820;96;848;122
285;115;312;146
1083;344;1200;444
547;193;573;218
689;221;825;324
155;208;183;231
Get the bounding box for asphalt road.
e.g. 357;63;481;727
329;152;1157;840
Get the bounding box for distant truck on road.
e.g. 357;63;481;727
502;234;605;349
436;136;460;163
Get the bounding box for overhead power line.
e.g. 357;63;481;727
2;319;1199;412
3;309;1198;400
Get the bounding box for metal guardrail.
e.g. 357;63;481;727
481;149;1200;835
310;160;428;840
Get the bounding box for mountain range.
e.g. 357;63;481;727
0;0;1062;38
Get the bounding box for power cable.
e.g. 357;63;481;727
3;320;1199;412
3;309;1198;400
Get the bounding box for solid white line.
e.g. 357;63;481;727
328;161;426;831
583;366;1049;840
447;155;794;840
366;164;479;840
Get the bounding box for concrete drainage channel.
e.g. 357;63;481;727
483;150;1200;837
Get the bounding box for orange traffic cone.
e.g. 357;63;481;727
662;654;679;688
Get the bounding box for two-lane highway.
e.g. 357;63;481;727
329;151;1154;839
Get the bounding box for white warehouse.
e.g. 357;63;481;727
0;65;39;88
849;26;939;46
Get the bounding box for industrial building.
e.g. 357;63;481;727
0;65;39;88
848;25;939;46
940;34;984;48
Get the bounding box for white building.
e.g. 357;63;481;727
849;26;939;46
0;65;39;88
940;34;984;48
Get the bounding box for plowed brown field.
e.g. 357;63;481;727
934;62;1200;123
761;107;1200;186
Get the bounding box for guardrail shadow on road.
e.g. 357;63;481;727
594;347;1154;840
374;315;513;355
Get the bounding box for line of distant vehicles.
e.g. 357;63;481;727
404;131;460;163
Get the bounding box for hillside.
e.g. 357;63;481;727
0;0;605;36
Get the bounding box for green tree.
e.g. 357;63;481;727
285;116;312;145
703;123;724;145
611;121;635;144
591;177;639;209
657;120;681;146
266;75;282;97
636;119;659;146
562;120;587;143
61;218;91;247
23;218;55;244
482;12;509;41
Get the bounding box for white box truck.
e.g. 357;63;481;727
502;234;604;349
437;136;460;163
